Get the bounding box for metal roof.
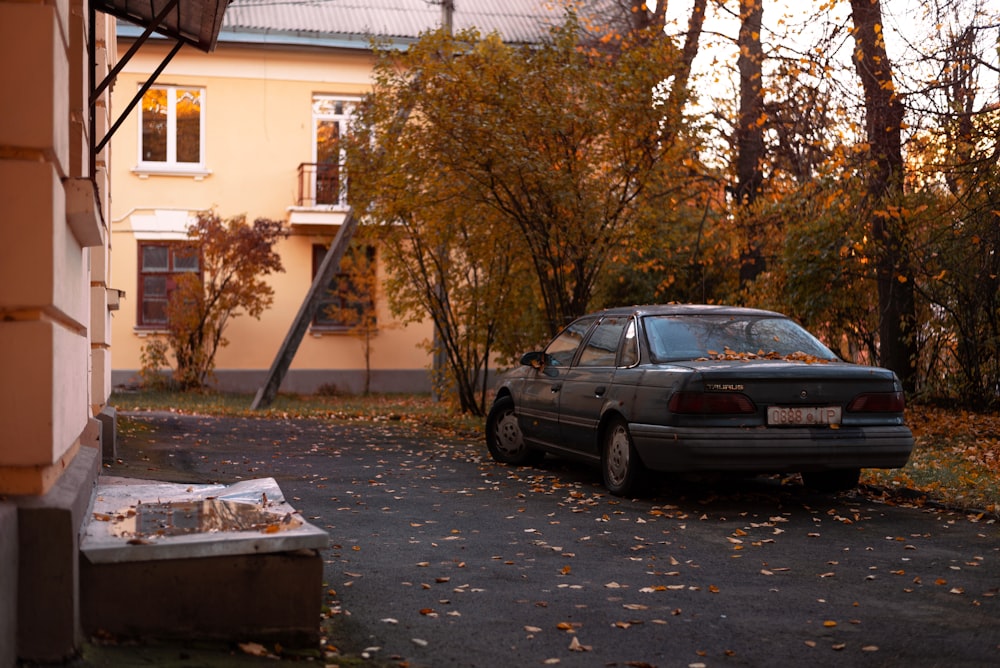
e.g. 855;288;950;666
98;0;231;52
218;0;575;47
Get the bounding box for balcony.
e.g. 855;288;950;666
290;162;349;227
296;162;347;208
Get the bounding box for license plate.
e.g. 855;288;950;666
767;406;842;426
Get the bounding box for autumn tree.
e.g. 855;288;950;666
346;21;687;412
346;131;540;412
734;0;766;286
729;4;867;347
141;211;287;390
443;22;682;334
762;63;838;187
901;1;1000;407
585;0;720;308
346;31;544;414
750;164;882;363
736;0;1000;404
849;0;917;390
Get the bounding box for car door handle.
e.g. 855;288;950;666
594;386;606;397
551;383;562;393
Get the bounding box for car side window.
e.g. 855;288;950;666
620;318;638;367
545;317;597;366
577;316;629;367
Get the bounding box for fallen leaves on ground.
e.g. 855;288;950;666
863;405;1000;514
238;641;278;658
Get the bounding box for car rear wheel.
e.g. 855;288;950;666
801;468;861;492
602;418;646;497
486;396;543;466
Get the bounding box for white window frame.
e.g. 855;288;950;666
134;85;210;178
311;95;359;208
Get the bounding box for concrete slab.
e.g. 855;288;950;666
81;476;328;563
80;477;328;647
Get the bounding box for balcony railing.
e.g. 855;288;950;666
297;162;347;208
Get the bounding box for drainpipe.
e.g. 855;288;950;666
89;0;96;180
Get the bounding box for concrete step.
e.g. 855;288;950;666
80;477;329;647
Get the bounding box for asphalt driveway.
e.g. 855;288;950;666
89;411;1000;667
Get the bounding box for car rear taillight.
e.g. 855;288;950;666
668;391;757;414
846;391;905;413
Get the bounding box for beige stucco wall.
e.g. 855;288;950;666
109;39;433;388
0;0;113;494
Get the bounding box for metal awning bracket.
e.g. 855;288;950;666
91;0;181;106
94;39;183;156
91;0;185;161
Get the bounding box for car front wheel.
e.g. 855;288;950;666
602;418;646;497
486;396;543;466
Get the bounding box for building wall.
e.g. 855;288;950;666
0;0;112;493
110;39;434;393
0;0;114;661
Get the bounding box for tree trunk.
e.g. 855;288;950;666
735;0;766;285
663;0;707;120
849;0;916;390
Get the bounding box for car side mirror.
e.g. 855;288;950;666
520;351;546;369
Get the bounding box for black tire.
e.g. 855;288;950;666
485;396;543;466
801;468;861;492
601;418;646;497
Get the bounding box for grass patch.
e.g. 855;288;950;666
109;389;485;438
862;405;1000;515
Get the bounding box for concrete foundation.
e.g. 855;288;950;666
79;477;328;648
96;405;117;463
81;549;323;646
0;505;16;668
14;445;100;663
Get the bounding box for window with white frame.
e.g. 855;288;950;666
310;96;358;207
138;86;206;172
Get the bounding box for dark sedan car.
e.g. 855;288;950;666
486;305;914;496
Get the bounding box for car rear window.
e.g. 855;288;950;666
643;315;838;363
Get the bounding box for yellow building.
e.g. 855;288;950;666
110;1;567;395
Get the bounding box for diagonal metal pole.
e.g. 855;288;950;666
251;210;358;409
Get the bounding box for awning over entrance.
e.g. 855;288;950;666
95;0;230;52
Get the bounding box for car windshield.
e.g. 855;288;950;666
643;315;838;363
